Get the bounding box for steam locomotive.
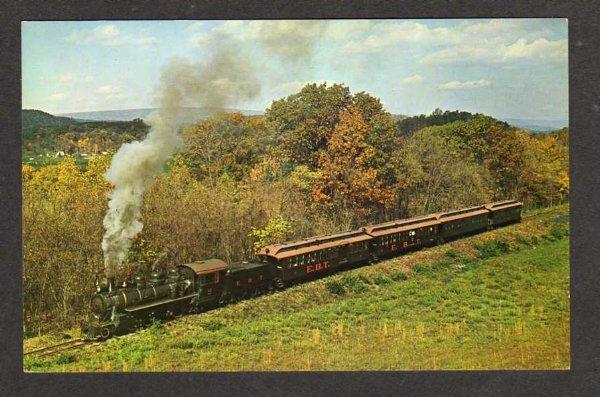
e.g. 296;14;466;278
82;200;522;340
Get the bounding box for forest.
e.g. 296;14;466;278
22;83;569;336
22;109;148;166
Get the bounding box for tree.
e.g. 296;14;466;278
313;107;393;226
249;216;292;253
395;129;492;215
181;113;274;185
266;82;353;169
517;131;569;206
396;109;479;136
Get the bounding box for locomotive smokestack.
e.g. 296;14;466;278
151;252;168;271
108;277;115;293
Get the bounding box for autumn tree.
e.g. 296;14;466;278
517;131;569;206
23;155;110;335
266;82;353;169
313;107;393;227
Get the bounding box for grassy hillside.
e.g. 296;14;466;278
24;205;569;371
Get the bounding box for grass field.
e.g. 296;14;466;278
24;205;569;371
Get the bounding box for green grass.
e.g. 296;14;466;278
24;205;569;371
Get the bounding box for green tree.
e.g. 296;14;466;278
249;216;292;253
396;129;492;215
266;82;353;169
182;113;274;185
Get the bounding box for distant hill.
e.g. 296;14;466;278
396;109;480;135
22;109;79;130
500;118;568;132
58;107;264;124
390;113;409;122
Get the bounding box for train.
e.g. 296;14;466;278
81;199;522;340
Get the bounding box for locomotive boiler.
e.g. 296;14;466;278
82;259;229;339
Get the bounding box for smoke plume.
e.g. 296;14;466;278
102;21;327;278
101;33;260;278
249;20;327;63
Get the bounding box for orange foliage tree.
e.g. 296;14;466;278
313;107;393;226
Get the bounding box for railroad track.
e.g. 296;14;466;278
24;338;99;358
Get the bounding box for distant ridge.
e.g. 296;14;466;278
34;108;568;133
22;109;78;130
58;107;264;123
500;118;568;132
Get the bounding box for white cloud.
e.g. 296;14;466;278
58;74;76;85
192;20;373;46
55;73;93;85
185;21;204;32
438;79;491;90
213;20;245;36
341;19;567;64
49;93;66;101
94;24;118;38
421;37;567;64
325;20;372;40
188;32;211;46
344;21;460;53
65;24;157;47
402;74;424;84
189;21;245;46
503;38;567;60
273;81;307;93
270;79;336;99
95;85;122;101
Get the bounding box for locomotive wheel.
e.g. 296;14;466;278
100;326;112;340
274;278;285;290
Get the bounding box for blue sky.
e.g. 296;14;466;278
22;19;568;120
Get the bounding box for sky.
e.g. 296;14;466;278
22;19;568;120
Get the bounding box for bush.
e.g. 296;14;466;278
373;274;393;286
169;340;195;350
475;239;511;259
444;249;460;259
515;234;533;247
340;275;371;293
56;354;76;365
326;275;371;295
432;259;452;270
202;319;225;331
325;279;346;295
412;263;430;273
391;272;408;281
548;225;569;240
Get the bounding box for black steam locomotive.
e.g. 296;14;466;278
82;200;522;340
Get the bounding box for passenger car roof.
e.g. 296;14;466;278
257;229;372;260
364;215;439;237
485;200;523;211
